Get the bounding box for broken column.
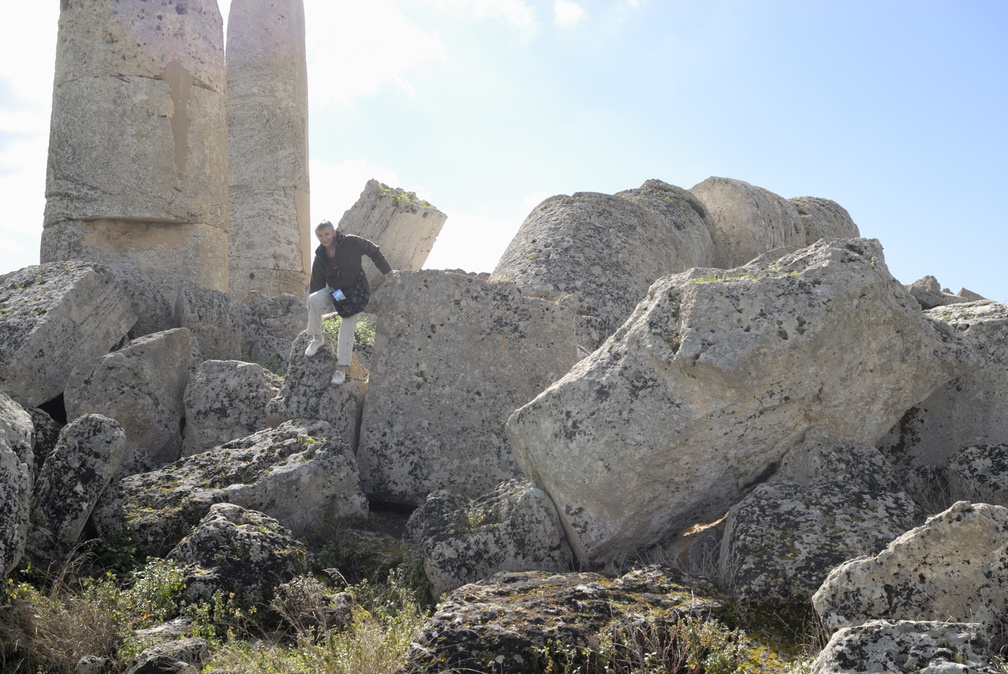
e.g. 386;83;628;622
226;0;312;301
42;0;230;292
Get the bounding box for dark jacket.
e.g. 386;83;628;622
309;233;392;294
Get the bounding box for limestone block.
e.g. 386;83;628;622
93;420;367;556
809;621;992;674
491;180;713;352
27;415;126;567
789;196;860;245
337;180;448;284
719;480;920;604
357;270;578;506
65;328;193;477
44;0;229;292
878;301;1008;467
773;426;904;495
227;0;311;300
182;360;282;456
237;292;304;375
406;480;573;599
0;262;136;408
265;332;364;449
947;444;1008;506
173;284;243;361
0;392;33;576
125;638;209;674
906;275;972;310
812;501;1008;633
169;503;310;610
506;239;970;566
689;177;806;268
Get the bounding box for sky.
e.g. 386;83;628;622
1;1;1006;301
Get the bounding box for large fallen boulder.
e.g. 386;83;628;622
65;328;192;476
181;360;281;457
689;177;806;268
358;270;578;505
490;180;713;351
0;391;34;575
405;480;573;600
878;300;1008;468
947;444;1008;505
236;292;304;375
507;238;970;566
812;501;1008;634
402;567;724;674
26;414;126;568
808;620;992;674
91;420;367;557
789;196;860;245
0;262;136;407
169;503;310;610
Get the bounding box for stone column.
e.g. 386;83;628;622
226;0;311;301
42;0;230;292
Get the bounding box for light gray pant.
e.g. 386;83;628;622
307;288;358;366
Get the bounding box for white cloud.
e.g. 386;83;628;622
553;0;586;28
421;0;537;32
304;1;451;108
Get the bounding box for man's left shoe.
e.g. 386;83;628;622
330;369;346;385
304;337;323;357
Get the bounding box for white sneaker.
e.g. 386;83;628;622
330;369;346;385
304;337;323;357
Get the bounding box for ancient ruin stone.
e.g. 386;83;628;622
227;0;311;300
42;0;229;292
506;239;970;566
813;501;1008;633
0;392;33;575
719;480;920;605
169;503;310;609
0;262;136;408
789;196;860;245
907;275;972;310
124;638;208;674
358;270;578;506
402;567;724;674
491;180;713;352
27;414;126;568
181;360;281;457
809;620;992;674
237;292;304;374
265;332;364;449
173;284;243;361
65;328;193;477
878;301;1008;468
947;444;1008;507
406;480;573;599
337;179;447;290
689;177;806;268
93;420;367;556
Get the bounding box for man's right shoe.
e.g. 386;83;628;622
304;337;323;357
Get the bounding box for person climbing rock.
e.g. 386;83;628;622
304;220;394;384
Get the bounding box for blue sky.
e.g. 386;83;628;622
2;1;1006;301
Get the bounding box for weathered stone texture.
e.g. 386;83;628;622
182;360;281;456
0;392;34;575
689;177;806;268
813;501;1008;633
43;0;229;291
789;196;860;245
809;620;993;674
93;420;367;556
237;292;304;375
337;179;447;287
0;262;136;408
27;414;126;567
406;480;573;599
507;239;970;566
491;180;713;351
169;503;310;609
358;270;578;505
878;300;1008;468
65;328;193;477
227;0;311;300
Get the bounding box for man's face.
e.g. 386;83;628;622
316;227;334;247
